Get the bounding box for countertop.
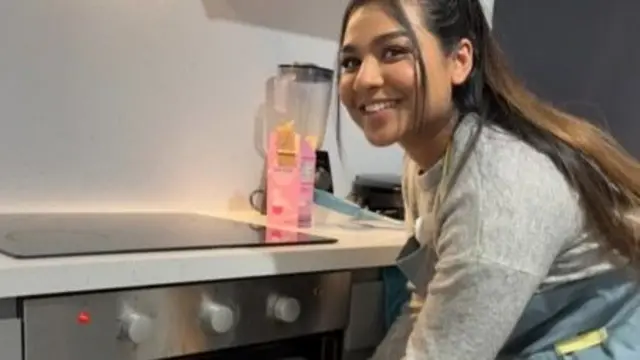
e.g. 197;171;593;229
0;208;406;298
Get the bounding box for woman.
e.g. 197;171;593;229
337;0;640;359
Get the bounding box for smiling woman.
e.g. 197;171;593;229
338;1;467;169
336;0;640;360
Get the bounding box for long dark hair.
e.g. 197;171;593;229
337;0;640;265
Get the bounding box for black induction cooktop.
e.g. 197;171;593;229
0;212;337;259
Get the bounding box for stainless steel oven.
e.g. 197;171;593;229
14;271;351;360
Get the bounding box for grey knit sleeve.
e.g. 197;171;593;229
403;141;585;359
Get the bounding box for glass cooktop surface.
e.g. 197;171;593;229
0;212;337;259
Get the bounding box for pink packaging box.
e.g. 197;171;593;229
265;128;316;229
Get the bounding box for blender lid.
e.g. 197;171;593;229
278;63;334;82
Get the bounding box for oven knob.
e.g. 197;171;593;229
119;310;152;345
200;301;236;334
270;295;301;323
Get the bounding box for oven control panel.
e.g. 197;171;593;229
21;271;351;360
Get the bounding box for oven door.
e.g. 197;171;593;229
171;331;343;360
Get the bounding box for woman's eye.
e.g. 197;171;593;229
340;57;360;72
381;46;409;61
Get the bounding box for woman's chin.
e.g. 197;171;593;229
365;132;399;147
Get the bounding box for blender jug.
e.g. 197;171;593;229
269;63;334;151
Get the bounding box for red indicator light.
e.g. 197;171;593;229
77;311;91;325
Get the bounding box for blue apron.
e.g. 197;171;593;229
381;266;410;331
499;268;640;359
396;235;640;359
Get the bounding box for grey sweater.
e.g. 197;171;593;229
371;113;621;360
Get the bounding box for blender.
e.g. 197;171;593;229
250;63;335;213
272;63;334;150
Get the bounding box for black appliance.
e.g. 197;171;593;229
349;174;403;221
0;212;337;259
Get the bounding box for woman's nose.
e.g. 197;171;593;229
353;57;384;93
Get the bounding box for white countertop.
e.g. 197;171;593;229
0;208;406;298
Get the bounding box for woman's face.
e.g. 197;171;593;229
338;2;471;148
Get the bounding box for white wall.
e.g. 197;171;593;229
0;0;406;213
0;0;493;214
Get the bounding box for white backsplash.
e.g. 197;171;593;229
0;0;493;214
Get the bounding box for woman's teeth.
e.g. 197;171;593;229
362;101;397;113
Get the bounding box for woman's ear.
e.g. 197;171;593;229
450;38;474;85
